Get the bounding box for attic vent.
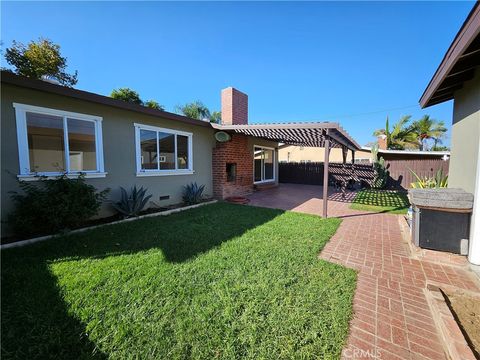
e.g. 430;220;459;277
40;75;61;85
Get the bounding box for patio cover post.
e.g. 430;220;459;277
323;131;330;218
351;149;355;181
341;146;348;199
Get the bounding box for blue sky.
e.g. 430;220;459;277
1;1;476;146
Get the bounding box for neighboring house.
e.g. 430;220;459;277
278;136;450;190
420;2;480;264
1;72;359;235
279;146;372;163
279;144;449;163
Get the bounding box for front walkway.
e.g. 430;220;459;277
247;184;480;360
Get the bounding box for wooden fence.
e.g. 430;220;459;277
384;159;449;189
279;162;374;186
279;159;449;189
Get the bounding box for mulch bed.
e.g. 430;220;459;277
444;290;480;358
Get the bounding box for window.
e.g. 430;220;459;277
355;158;372;164
135;124;193;176
14;103;105;178
254;146;275;183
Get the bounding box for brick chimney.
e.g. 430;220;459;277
221;87;248;125
377;134;387;150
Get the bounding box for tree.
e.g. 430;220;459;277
373;116;417;150
110;88;165;111
209;111;222;124
411;115;447;151
5;38;78;87
176;101;211;120
144;100;164;111
431;144;450;151
110;88;143;105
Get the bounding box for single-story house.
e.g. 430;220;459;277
420;2;479;264
1;71;360;235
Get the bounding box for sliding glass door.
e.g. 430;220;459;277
254;146;275;183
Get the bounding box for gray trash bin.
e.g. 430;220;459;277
409;188;473;255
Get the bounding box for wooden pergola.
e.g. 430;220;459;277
213;122;361;218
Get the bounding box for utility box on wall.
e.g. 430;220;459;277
409;188;473;255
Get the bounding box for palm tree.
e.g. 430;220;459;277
176;101;222;123
373;116;417;150
176;101;211;120
411;115;447;151
209;111;222;124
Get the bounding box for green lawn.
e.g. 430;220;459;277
350;189;410;214
2;202;356;360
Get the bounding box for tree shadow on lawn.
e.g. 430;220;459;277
352;189;409;208
1;203;283;359
1;257;108;359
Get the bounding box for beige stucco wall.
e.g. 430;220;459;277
1;84;217;234
278;145;371;163
448;70;480;194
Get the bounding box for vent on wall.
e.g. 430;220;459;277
159;195;170;201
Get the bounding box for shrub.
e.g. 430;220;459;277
182;182;205;205
8;174;109;237
410;168;448;189
112;186;152;218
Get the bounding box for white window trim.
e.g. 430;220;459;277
253;145;276;184
134;123;193;177
13;103;106;180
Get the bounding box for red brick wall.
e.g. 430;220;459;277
213;134;253;199
377;135;388;150
221;87;248;125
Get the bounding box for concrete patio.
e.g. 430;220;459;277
247;183;480;360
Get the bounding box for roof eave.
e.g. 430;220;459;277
362;146;450;156
1;71;211;128
420;2;480;108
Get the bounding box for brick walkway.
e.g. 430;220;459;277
247;184;480;360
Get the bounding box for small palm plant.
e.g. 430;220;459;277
410;168;448;189
182;182;205;205
112;185;152;217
